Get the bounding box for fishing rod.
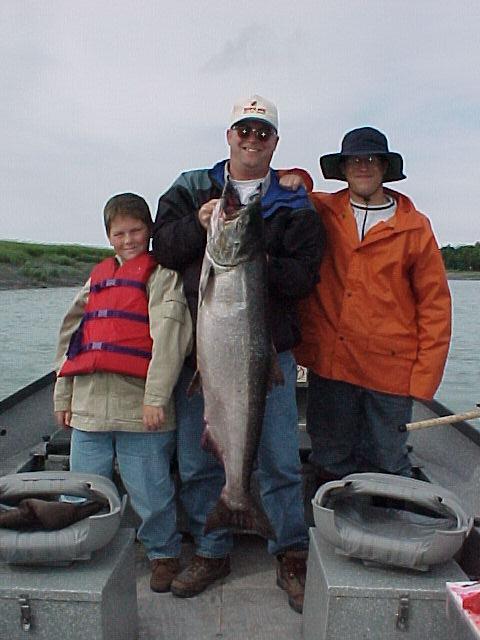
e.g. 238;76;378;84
399;405;480;432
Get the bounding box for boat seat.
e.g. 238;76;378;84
313;472;473;571
0;471;123;565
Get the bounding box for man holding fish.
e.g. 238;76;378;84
152;95;324;613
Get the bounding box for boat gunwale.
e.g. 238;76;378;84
0;371;55;414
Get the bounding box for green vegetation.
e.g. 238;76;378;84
0;240;113;289
1;240;479;289
441;244;480;272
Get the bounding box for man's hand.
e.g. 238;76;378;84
198;199;220;230
143;405;166;431
55;410;72;429
279;174;306;191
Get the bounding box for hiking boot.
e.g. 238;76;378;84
276;550;308;614
170;554;230;597
150;557;181;593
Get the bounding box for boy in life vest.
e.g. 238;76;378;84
53;193;192;592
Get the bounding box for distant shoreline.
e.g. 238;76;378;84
1;271;479;292
446;272;480;281
0;264;87;291
0;241;112;291
1;240;480;290
0;281;84;292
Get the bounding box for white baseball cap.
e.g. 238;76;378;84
230;94;278;131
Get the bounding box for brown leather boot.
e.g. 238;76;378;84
276;550;308;614
150;557;181;593
170;554;230;597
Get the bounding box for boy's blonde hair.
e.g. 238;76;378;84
103;193;153;235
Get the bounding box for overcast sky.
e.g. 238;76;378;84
2;1;479;248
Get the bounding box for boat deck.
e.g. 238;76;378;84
2;378;480;638
135;534;302;640
132;399;480;640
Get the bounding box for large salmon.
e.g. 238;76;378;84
195;181;280;540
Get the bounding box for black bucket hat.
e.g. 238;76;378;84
320;127;406;182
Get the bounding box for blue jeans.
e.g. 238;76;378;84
175;366;233;558
70;428;181;560
306;373;413;477
176;351;308;557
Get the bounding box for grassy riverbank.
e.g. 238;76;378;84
0;240;113;289
1;240;480;290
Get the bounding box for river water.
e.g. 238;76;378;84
0;282;479;417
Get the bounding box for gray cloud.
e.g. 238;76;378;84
1;0;479;246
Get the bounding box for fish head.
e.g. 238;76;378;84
207;181;264;266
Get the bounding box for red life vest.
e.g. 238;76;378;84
59;254;157;379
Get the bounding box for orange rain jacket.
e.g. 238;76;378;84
295;188;451;400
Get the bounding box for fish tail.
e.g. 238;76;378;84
204;496;276;541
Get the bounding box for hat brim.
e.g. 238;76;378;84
320;151;406;182
230;115;278;132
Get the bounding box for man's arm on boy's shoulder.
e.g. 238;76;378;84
278;168;314;192
144;266;192;411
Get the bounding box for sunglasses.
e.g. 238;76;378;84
232;123;276;142
344;155;384;167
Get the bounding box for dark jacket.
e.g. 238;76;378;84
152;160;325;363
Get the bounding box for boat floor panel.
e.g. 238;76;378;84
135;535;303;640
